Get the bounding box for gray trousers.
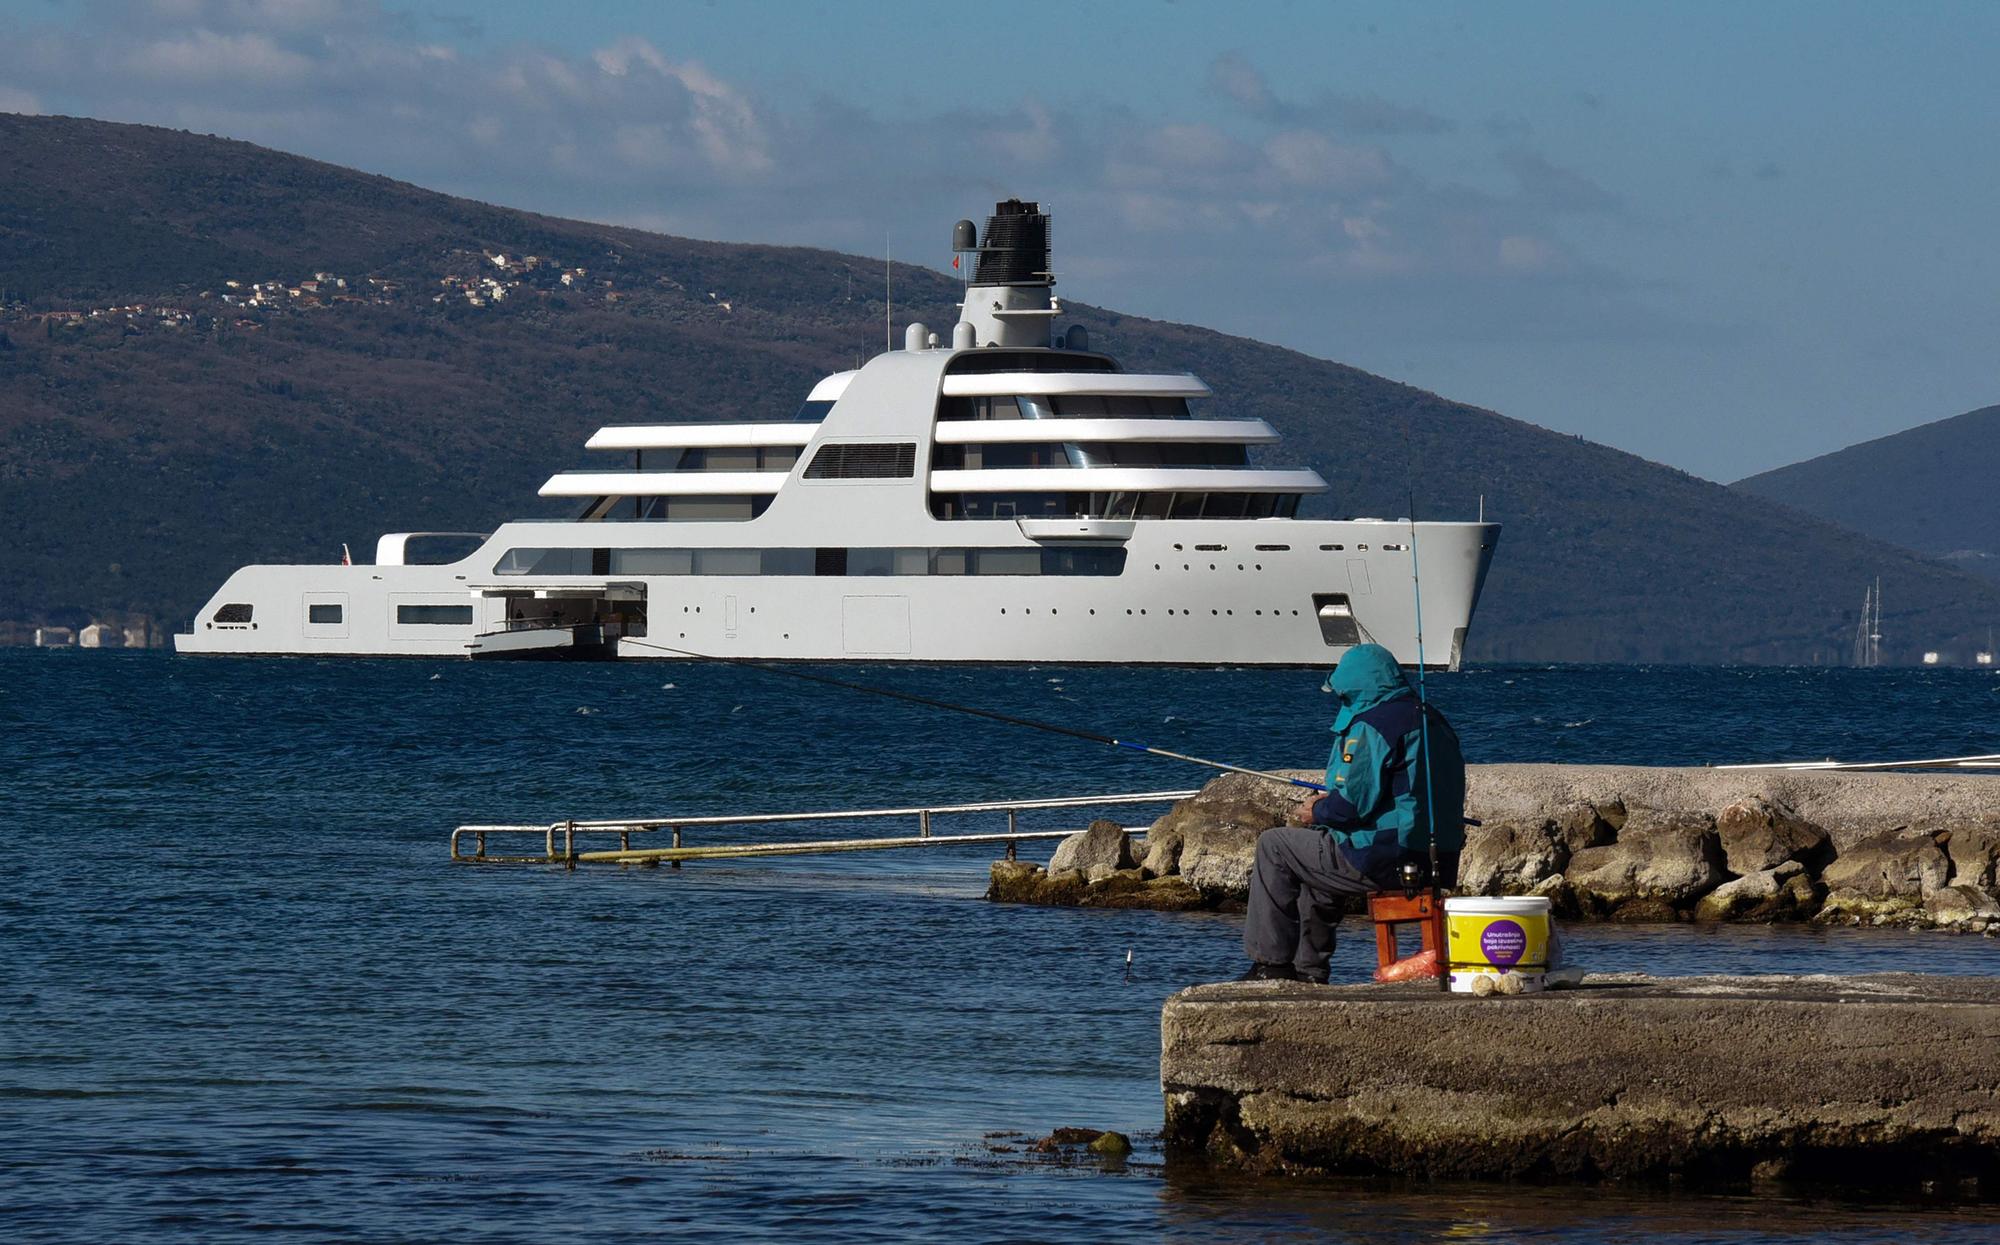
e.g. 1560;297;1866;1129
1242;827;1402;981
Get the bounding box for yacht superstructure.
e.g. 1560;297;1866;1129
178;200;1499;667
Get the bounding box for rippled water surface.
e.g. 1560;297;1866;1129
3;653;1997;1241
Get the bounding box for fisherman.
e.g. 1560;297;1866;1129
1239;643;1465;983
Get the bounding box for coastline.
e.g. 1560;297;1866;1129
991;764;2000;932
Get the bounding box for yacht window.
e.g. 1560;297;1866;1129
693;548;761;575
1136;493;1174;519
397;604;474;625
848;548;897;575
1243;494;1278;519
480;546;1129;579
792;399;835;422
213;603;253;624
610;548;693;575
972;548;1042;575
705;447;760;472
760;548;816;575
1204;493;1249;519
1170;493;1205;519
638;495;768;521
1048;395;1191;419
307;604;343;625
804;442;917;479
944;351;1115;375
495;548;595;576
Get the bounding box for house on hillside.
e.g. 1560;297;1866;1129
33;626;74;647
79;623;124;649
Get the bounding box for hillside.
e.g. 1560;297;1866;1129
1733;406;2000;584
4;113;1998;663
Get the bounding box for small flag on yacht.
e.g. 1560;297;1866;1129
341;543;352;566
951;255;960;270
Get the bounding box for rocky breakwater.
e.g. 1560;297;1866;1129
1160;973;2000;1187
987;765;2000;930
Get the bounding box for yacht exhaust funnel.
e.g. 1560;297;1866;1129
958;199;1059;349
970;200;1052;288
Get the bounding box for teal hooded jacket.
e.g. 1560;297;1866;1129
1309;644;1465;853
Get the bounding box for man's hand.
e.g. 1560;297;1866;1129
1289;796;1319;827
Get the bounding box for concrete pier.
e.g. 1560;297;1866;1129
1162;974;2000;1187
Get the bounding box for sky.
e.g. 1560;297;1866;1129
2;0;1996;481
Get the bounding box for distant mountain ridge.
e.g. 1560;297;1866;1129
4;112;1998;663
1733;405;2000;585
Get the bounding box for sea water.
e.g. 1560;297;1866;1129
2;652;1996;1242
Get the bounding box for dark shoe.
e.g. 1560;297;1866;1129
1237;962;1301;982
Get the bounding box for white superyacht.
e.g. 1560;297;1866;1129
178;200;1499;667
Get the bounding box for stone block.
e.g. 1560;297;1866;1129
1162;974;2000;1185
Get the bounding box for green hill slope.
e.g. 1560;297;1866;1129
1733;406;2000;584
4;113;1996;663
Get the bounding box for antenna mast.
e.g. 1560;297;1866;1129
884;231;892;354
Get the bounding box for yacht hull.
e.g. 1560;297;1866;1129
173;519;1497;669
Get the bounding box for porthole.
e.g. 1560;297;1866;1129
1211;609;1219;616
1173;543;1184;551
1209;563;1216;571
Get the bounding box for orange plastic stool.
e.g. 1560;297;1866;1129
1366;889;1446;975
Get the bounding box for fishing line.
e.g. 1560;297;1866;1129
618;636;1327;791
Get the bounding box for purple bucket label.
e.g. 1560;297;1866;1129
1480;919;1527;970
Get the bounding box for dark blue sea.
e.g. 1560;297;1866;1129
4;652;1997;1243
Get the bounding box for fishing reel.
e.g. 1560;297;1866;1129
1400;860;1427;901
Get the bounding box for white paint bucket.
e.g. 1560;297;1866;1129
1444;896;1553;995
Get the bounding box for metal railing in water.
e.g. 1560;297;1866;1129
450;789;1200;867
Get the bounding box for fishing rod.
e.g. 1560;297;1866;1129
1408;503;1447;993
618;636;1328;792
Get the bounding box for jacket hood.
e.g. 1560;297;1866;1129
1323;643;1414;730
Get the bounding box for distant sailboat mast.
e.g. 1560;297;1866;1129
1854;578;1885;667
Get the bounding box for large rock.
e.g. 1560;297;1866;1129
1162;974;2000;1184
1551;801;1618;854
1178;824;1265;899
1566;808;1725;917
1458;817;1566;895
1142;772;1297;877
1715;796;1830;875
1693;862;1818;922
1944;818;2000;891
1819;829;1951;901
1925;884;2000;930
1048;819;1135;876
